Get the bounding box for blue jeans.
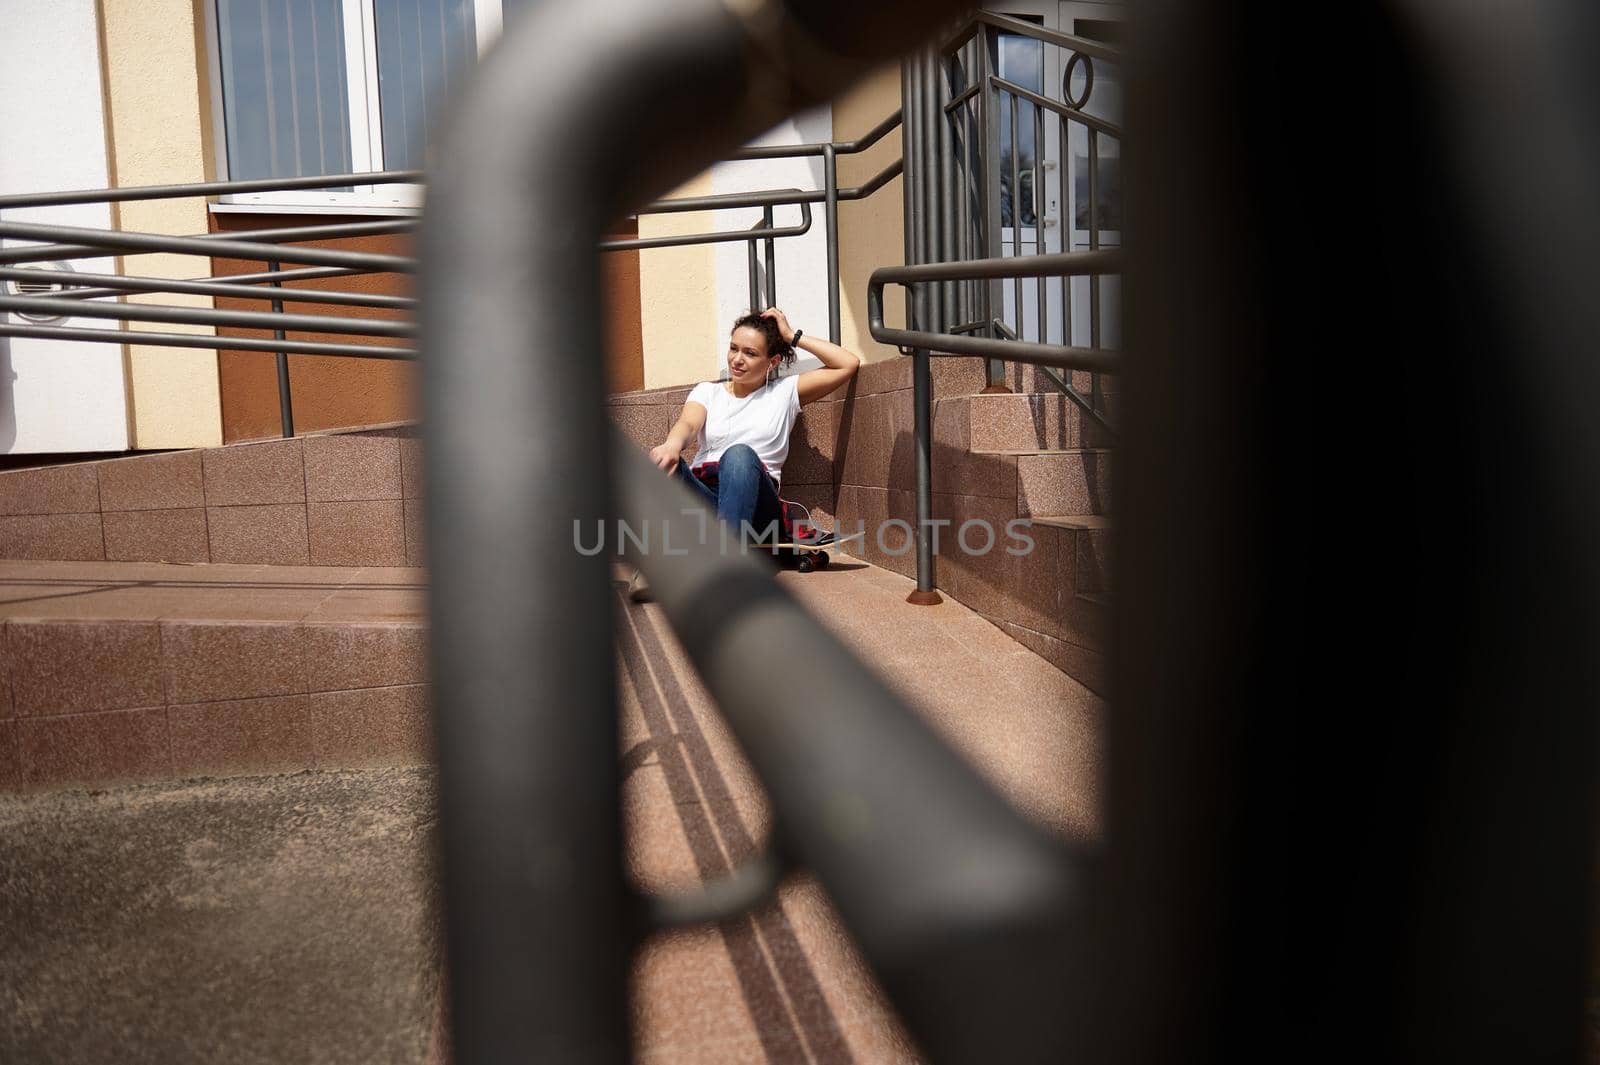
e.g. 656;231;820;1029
674;444;784;543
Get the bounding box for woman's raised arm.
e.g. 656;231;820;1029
762;308;862;405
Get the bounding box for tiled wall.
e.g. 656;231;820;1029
0;425;423;567
0;617;428;793
605;383;843;531
832;358;1111;693
0;367;1111;703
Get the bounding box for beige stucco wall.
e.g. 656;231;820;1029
638;172;719;390
834;63;906;364
635;70;907;388
99;0;222;449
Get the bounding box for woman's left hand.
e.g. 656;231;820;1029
761;307;796;346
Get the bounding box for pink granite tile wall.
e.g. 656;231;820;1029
829;353;1111;694
0;464;104;561
0;424;424;567
0;616;432;793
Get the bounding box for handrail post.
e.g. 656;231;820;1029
908;346;942;605
747;228;761;310
901;51;941;606
978;25;1009;392
823;142;841;343
921;47;945;335
267;259;294;438
937;48;958;336
762;205;776;306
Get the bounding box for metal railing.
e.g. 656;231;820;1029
0;155;866;437
636;106;904;343
936;12;1123;395
875;12;1125;604
866;248;1122;601
0;88;903;437
0;186;419;439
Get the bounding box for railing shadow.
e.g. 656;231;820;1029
0;574;424;608
615;595;858;1064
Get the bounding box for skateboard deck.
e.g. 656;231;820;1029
760;530;862;571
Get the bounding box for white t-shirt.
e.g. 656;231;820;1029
686;376;801;484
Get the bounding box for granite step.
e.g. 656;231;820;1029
957;392;1114;451
1;553;1106;1063
618;558;1104;1059
0;559;429;794
1031;515;1113;594
964;448;1114;518
992;361;1120;403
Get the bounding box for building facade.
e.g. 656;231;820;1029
0;0;1119;454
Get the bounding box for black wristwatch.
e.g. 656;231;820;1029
790;329;803;349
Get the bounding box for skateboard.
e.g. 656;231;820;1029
762;530;862;573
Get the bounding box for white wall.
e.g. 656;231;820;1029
707;105;833;380
0;0;130;454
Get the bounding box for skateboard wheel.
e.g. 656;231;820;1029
816;552;830;569
797;555;815;573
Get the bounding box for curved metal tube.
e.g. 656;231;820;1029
420;0;975;1061
869;249;1124;371
46;264;392;304
419;2;811;1060
0;169;421;210
0;265;412;310
0;218;411;268
0;322;413;360
0;294;412;338
0;219;409;271
941;10;1122;63
603;200;811;252
638;157;902;213
728;107;902;159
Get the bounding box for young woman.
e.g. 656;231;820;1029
633;308;859;594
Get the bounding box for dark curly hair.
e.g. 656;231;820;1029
730;313;796;374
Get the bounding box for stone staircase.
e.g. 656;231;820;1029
0;359;1116;797
828;356;1117;694
599;357;1118;693
0;423;434;794
0;393;1109;1063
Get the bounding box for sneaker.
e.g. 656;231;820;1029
627;569;653;603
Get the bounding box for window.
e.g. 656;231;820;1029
207;0;502;209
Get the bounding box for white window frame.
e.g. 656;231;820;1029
204;0;504;214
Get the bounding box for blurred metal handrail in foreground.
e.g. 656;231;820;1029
417;0;1082;1061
